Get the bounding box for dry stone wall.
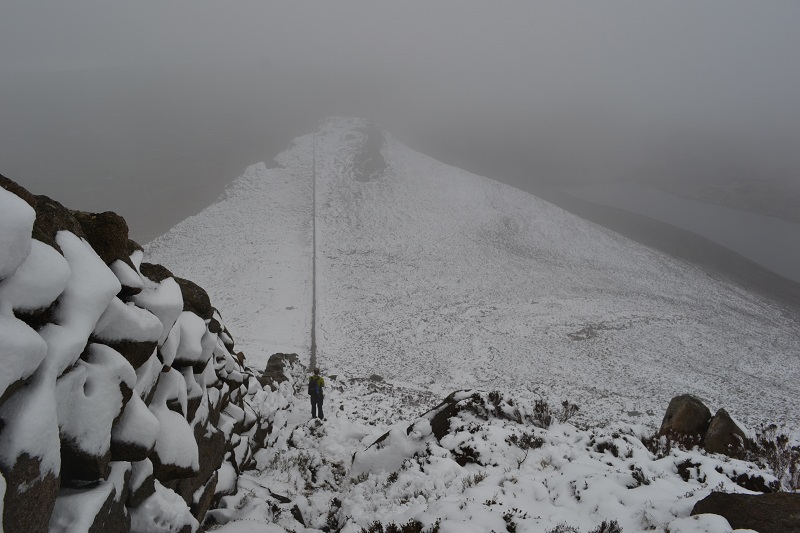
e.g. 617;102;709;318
0;176;289;532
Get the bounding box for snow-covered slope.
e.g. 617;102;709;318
146;117;800;431
146;156;314;359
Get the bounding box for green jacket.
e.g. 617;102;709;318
308;375;325;397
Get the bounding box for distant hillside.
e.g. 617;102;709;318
146;118;800;431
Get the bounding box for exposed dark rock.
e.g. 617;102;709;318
0;378;26;412
257;353;300;391
175;277;213;320
704;408;748;456
220;327;235;351
31;195;86;254
73;210;133;268
691;492;800;532
208;316;222;334
269;490;292;504
151;453;197;483
60;439;112;484
127;473;156;509
1;453;60;533
139;263;174;283
110;439;151;464
190;471;218;523
93;339;156;370
291;504;306;527
166;397;186;417
186;395;202;423
126;239;143;256
14;300;58;331
659;394;711;438
735;472;774;493
369;374;384;382
118;284;142;300
427;392;463;441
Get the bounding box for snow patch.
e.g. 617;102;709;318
0;316;47;399
129;480;199;533
49;461;130;533
0;239;70;315
0;188;35;281
55;344;137;457
93;296;163;343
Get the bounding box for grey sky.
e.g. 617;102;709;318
1;1;799;241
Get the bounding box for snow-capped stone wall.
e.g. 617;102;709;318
0;175;284;533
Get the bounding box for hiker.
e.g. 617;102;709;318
308;367;325;419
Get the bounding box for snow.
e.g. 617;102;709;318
668;514;752;533
0;471;5;533
55;343;137;457
138;119;800;531
194;368;779;532
0;372;61;475
0;187;35;281
145;118;800;433
38;231;121;380
0;239;70;315
130;276;183;346
146;160;314;363
0;316;47;399
129;459;154;494
110;259;145;292
148;368;198;472
93;296;163;343
134;351;162;399
111;392;159;453
160;311;210;367
49;461;130;533
129;480;199;533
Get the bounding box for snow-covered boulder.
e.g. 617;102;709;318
0;239;70;317
72;210;136;268
703;408;748;456
49;461;131;533
257;352;300;391
111;393;160;462
148;369;199;480
56;343;137;482
659;394;712;439
129;480;199;533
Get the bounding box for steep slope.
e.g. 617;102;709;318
146;156;314;359
147;118;800;430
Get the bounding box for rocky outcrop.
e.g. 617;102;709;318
258;353;300;390
659;394;711;438
704;408;747;456
658;395;751;458
0;177;287;532
691;492;800;533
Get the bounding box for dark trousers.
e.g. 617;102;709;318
311;395;324;419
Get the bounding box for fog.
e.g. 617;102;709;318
1;1;799;246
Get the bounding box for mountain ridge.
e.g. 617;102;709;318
146;118;800;431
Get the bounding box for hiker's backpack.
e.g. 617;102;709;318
308;377;321;397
